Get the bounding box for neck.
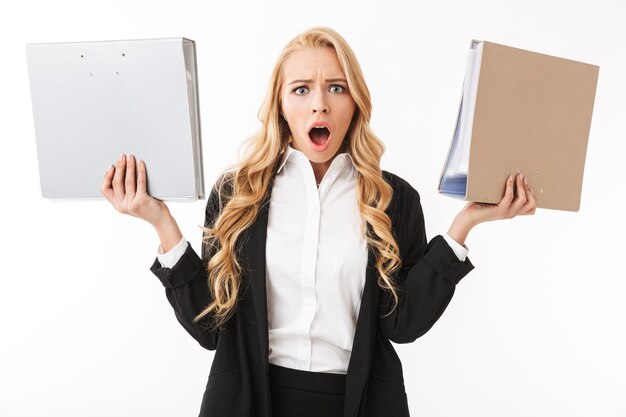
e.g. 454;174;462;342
310;160;329;185
310;143;347;184
288;140;348;185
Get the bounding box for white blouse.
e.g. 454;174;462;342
157;145;468;374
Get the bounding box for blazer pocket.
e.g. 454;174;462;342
369;374;406;391
200;367;245;417
207;366;241;388
365;376;410;417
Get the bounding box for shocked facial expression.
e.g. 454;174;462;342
280;47;356;165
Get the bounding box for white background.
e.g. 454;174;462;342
2;0;625;416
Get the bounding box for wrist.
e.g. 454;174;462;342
151;205;173;229
447;214;474;247
153;212;183;253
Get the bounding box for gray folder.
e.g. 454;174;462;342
26;37;204;200
438;40;599;212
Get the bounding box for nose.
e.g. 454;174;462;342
312;104;329;113
311;91;329;114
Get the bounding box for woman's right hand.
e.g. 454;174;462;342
100;154;170;227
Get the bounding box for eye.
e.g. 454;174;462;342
293;86;308;95
329;84;345;93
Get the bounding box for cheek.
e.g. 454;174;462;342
282;95;297;112
338;101;356;129
283;101;309;125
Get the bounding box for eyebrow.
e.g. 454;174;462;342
287;78;348;86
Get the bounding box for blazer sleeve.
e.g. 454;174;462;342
379;183;475;344
149;173;231;351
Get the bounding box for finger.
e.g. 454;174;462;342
126;154;137;199
510;174;528;217
499;174;515;211
100;164;115;202
136;159;147;196
112;154;126;203
519;181;537;215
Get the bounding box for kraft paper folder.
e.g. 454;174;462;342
438;40;599;212
26;37;205;200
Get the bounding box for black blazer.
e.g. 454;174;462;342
150;170;474;417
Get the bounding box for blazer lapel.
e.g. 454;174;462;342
344;247;379;417
241;179;273;369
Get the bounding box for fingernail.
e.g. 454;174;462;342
524;176;528;186
118;154;124;162
509;175;513;182
107;164;113;171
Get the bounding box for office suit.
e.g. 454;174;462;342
150;169;475;417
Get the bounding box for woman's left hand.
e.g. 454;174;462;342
447;173;537;245
460;173;537;228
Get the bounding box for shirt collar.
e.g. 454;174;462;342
276;144;355;174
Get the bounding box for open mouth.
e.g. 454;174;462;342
308;126;331;145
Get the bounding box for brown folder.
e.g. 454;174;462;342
438;40;599;212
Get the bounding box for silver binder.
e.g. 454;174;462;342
26;37;204;200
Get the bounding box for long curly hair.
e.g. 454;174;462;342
195;27;402;331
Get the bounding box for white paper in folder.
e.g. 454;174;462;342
440;40;483;197
26;37;204;200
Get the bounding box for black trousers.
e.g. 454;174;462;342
269;363;346;417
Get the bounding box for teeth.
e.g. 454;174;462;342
314;126;325;129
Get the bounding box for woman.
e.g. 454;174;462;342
101;27;536;417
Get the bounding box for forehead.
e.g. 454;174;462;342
282;47;346;81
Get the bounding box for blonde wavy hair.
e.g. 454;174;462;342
195;27;402;331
